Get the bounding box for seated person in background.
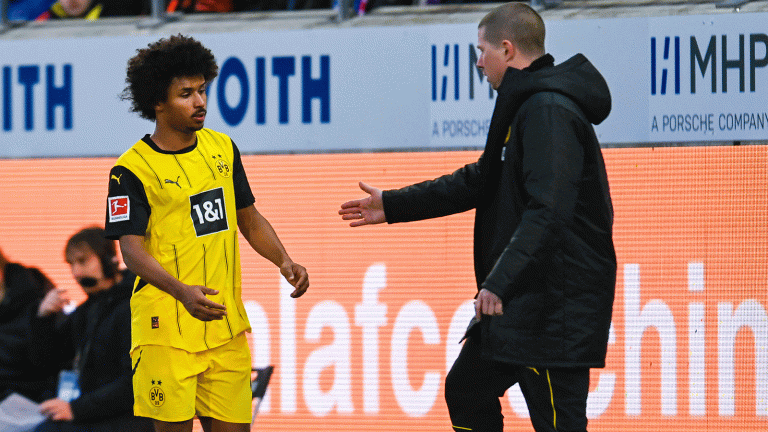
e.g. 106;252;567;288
27;267;58;296
36;0;149;20
31;227;153;432
0;247;57;403
166;0;234;13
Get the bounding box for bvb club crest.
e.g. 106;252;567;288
212;155;230;178
149;380;165;407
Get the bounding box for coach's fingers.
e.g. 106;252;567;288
476;288;503;317
339;198;366;212
493;298;503;316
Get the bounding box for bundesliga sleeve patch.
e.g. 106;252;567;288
109;196;130;222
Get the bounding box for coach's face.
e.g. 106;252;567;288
156;75;208;134
476;26;509;90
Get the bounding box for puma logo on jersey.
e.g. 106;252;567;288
111;174;122;184
164;176;181;188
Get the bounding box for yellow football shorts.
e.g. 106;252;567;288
131;332;252;423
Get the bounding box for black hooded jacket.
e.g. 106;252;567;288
29;270;137;423
383;54;616;367
0;263;56;402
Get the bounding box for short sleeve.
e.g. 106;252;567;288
231;141;255;210
104;166;150;240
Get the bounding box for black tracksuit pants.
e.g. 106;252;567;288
445;332;591;432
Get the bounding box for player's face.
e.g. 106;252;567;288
476;26;508;90
65;245;110;295
156;75;208;134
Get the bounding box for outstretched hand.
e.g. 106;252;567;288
178;285;226;321
339;181;386;227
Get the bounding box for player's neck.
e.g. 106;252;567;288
151;125;197;152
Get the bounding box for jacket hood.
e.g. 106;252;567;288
498;54;612;125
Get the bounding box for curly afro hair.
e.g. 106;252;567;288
121;34;219;121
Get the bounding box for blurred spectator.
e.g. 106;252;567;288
30;227;153;432
166;0;234;12
0;247;58;403
233;0;330;11
7;0;56;20
351;0;411;16
28;267;58;295
168;0;281;12
35;0;150;20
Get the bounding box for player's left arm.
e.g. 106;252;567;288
236;206;309;298
230;139;308;297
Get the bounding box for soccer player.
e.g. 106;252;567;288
105;35;309;432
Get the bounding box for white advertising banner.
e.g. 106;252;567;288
0;11;766;157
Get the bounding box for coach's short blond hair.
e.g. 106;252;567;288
479;2;545;57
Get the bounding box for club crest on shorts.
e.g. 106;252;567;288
149;380;165;407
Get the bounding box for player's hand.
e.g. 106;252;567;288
39;398;74;421
37;289;68;317
339;181;386;227
178;285;226;321
281;261;309;298
474;288;503;320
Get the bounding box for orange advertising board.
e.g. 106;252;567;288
0;146;766;431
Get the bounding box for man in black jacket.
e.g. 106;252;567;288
340;3;615;431
31;227;153;432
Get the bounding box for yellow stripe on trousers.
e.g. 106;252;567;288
546;369;557;430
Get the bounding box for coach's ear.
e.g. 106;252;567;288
501;40;515;59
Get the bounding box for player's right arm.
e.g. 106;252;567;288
118;235;226;321
105;165;225;322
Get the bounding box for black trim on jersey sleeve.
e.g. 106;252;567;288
105;166;151;240
231;141;256;210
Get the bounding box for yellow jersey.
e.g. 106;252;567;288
105;129;254;353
